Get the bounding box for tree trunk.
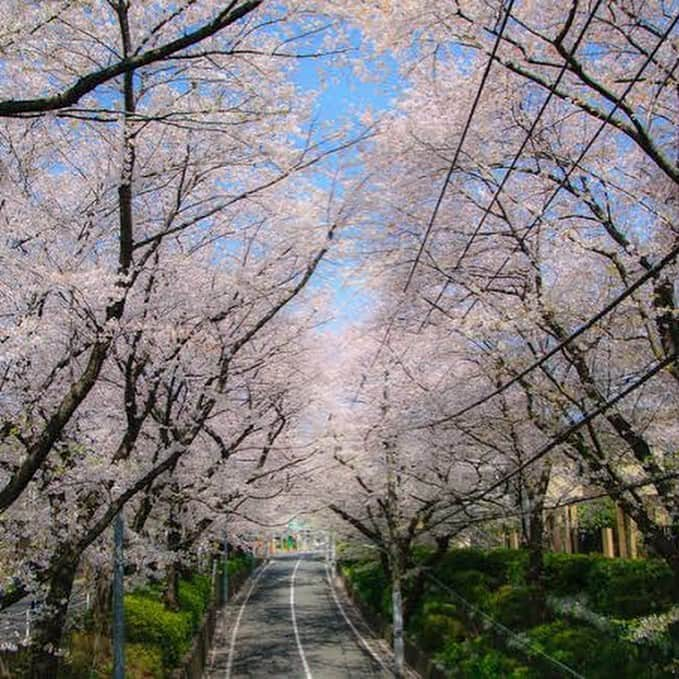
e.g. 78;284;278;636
164;499;182;610
28;550;79;679
402;535;450;627
526;507;545;585
164;561;181;611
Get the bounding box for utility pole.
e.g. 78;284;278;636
112;511;125;679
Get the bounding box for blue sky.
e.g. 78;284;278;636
289;30;403;334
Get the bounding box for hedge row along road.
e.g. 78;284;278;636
207;553;393;678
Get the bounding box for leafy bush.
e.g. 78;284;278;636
433;548;528;590
543;553;598;595
586;558;675;617
490;585;545;631
124;643;164;678
178;578;209;630
526;620;651;678
578;498;616;530
124;593;192;668
436;637;533;678
342;560;389;616
483;549;529;587
435;569;493;609
189;573;212;604
225;552;254;577
411;600;467;652
63;633;163;678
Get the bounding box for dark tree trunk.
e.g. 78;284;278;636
164;499;182;610
402;535;450;627
526;508;545;585
28;549;79;679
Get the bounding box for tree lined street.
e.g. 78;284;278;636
0;0;676;676
208;553;391;678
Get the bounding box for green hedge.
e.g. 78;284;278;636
411;600;466;653
178;574;212;629
220;551;255;577
436;637;533;678
63;632;165;678
585;557;675;617
490;585;545;631
543;552;597;595
124;593;193;668
434;548;528;589
342;547;678;678
526;620;651;678
341;560;390;617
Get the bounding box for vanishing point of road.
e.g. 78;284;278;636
206;553;396;678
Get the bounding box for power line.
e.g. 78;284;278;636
408;12;679;427
472;11;679;302
415;241;679;429
353;1;516;404
444;471;679;529
401;0;516;294
414;1;606;333
423;571;585;678
426;352;676;531
452;0;605;272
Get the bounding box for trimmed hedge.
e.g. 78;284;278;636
341;560;390;617
178;575;211;629
543;552;596;595
436;637;533;678
585;557;675;618
490;585;545;630
526;620;651;678
342;547;678;678
434;548;528;589
63;632;164;678
124;593;193;668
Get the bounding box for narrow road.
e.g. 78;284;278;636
207;553;393;678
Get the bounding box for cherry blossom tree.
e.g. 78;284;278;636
0;1;366;674
343;0;678;582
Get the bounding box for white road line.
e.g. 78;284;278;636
324;564;391;674
290;557;313;679
225;561;272;679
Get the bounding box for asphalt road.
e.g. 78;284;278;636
207;553;393;678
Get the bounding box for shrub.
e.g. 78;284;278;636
543;553;598;595
434;548;528;589
436;638;534;678
586;558;675;618
437;570;492;609
63;633;164;679
413;606;466;652
578;498;616;530
227;552;254;576
526;620;650;678
483;549;529;587
178;578;208;630
490;585;545;631
124;593;192;668
343;560;389;616
188;573;212;604
110;643;164;679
